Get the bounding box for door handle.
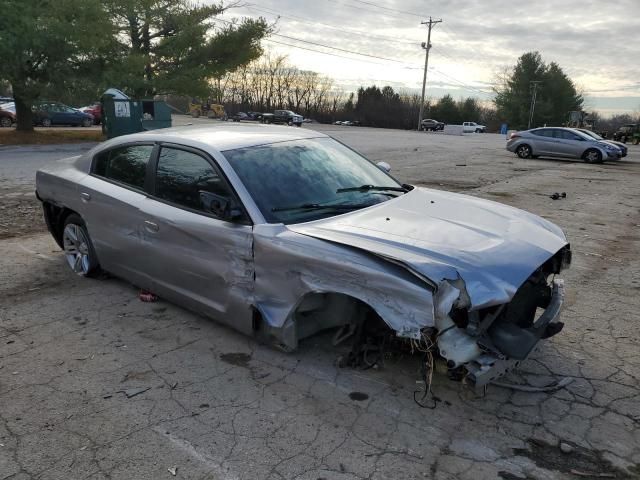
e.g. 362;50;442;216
144;220;159;233
80;192;91;202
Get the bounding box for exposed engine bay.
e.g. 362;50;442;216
335;245;571;396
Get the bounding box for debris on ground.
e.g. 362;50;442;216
550;192;567;200
560;442;574;454
168;466;178;476
118;387;151;398
139;290;158;302
492;377;574;393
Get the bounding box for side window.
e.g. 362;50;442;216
564;131;581;141
155;147;236;218
94;144;153;190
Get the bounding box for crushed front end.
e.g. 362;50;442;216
434;245;571;388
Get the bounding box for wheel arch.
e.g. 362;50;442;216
253;291;390;351
41;200;79;248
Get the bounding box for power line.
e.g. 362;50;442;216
271;33;421;66
243;5;420;46
322;0;420;22
263;39;398;66
343;0;423;18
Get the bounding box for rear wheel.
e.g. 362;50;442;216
81;118;92;127
516;144;532;159
62;214;100;277
41;118;52;127
583;149;602;163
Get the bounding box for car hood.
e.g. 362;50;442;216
288;187;568;309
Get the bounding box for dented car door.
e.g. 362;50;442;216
138;145;255;331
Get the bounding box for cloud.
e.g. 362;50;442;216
217;0;640;113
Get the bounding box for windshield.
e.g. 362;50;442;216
224;137;403;224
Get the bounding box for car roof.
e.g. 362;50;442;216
117;123;328;151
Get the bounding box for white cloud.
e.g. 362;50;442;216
216;0;640;114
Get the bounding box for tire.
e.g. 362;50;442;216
287;120;293;126
583;149;602;164
0;116;12;127
41;118;52;127
516;144;532;159
81;118;92;127
62;214;100;277
475;129;482;133
633;138;639;146
191;110;200;118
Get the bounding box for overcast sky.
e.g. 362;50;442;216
220;0;640;115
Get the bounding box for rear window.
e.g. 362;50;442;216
93;144;153;190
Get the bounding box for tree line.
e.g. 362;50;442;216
0;1;631;135
0;0;270;131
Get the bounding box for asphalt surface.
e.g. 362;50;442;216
1;124;640;479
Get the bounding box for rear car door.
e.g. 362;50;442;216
139;144;255;331
530;129;555;155
79;143;156;289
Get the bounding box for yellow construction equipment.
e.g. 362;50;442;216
188;99;226;119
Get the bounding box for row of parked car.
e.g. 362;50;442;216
0;99;102;128
506;127;628;163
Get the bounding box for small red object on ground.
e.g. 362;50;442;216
139;290;158;302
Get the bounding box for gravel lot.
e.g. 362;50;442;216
1;124;639;479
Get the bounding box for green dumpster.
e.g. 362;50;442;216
102;96;172;139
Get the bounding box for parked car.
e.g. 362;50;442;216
0;102;16;127
463;121;486;133
247;111;263;120
0;96;13;105
33;102;94;127
79;103;102;125
333;121;343;125
575;128;627;157
36;124;571;389
231;112;249;122
507;127;622;163
261;109;303;127
420;119;444;131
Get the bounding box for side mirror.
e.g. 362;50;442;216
199;191;244;221
376;161;391;173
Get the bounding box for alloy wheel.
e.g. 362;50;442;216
62;224;92;275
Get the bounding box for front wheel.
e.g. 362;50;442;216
41;118;52;127
633;138;639;145
516;144;532;159
81;118;92;127
475;128;482;133
287;120;293;126
583;149;602;164
62;214;100;277
0;116;12;127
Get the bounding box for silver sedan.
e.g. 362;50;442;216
507;127;622;163
36;124;571;389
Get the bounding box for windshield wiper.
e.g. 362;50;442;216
336;184;408;194
271;202;369;213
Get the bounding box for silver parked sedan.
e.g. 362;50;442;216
36;125;571;388
507;127;622;163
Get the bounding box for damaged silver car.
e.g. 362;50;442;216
36;125;571;388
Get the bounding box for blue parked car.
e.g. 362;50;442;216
33;101;94;127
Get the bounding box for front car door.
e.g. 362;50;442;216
139;144;255;332
557;129;587;158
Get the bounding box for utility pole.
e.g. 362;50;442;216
418;16;442;131
528;81;542;129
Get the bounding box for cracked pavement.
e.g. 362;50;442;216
1;126;639;479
